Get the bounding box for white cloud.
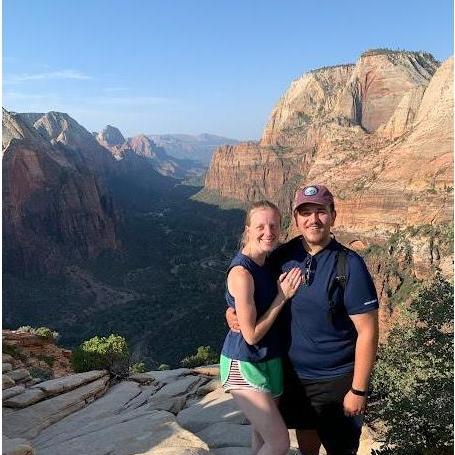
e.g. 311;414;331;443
4;69;92;84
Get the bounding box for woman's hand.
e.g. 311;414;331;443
278;267;303;300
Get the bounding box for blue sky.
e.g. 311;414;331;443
3;0;453;140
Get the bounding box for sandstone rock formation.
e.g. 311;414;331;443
2;365;380;455
95;127;205;178
202;50;453;277
3;330;72;379
2;110;120;275
95;125;126;150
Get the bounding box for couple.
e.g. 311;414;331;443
220;185;379;455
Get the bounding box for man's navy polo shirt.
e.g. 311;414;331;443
270;236;378;380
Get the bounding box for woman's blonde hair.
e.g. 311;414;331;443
239;200;281;249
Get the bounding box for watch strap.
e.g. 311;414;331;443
350;387;368;397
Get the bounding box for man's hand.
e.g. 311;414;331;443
226;307;240;332
343;390;367;416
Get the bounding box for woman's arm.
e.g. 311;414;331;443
228;266;301;345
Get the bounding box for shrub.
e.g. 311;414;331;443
180;345;219;368
33;327;59;341
158;364;170;371
130;362;146;374
17;325;33;333
71;334;130;379
16;326;60;342
36;355;55;367
2;342;27;361
29;366;53;381
370;275;454;454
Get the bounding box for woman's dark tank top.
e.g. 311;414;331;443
221;252;284;361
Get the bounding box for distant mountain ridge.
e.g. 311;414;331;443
149;133;240;165
95;125;205;178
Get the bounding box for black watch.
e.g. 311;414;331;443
350;387;368;397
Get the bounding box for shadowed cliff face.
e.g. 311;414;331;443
3;110;120;275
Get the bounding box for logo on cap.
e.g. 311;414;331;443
303;186;318;196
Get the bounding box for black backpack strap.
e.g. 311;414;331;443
327;247;349;324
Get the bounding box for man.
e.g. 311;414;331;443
227;184;379;455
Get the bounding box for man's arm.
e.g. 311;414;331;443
343;310;379;416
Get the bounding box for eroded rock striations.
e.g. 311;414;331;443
2;110;120;275
202;50;453;334
1;362;383;455
202;50;453;267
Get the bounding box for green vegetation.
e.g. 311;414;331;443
2;342;27;361
17;325;60;341
29;366;53;381
370;276;454;454
180;345;219;368
36;354;55;367
130;362;146;374
4;190;244;367
71;334;130;379
158;364;170;371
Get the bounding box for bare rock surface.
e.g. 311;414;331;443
3;385;26;401
196;422;251;448
177;388;245;433
130;368;191;385
3;376;109;439
30;369;107;395
3;366;382;454
2;436;35;455
3;374;16;389
3;388;46;408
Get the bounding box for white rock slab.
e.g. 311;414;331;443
32;381;143;446
153;375;206;399
137;449;209;455
130;368;191;385
3;385;26;401
9;369;31;382
177;388;245;433
3;362;13;372
33;409;209;455
30;370;108;396
2;436;35;455
3;376;109;440
3;374;16;389
196;422;251;448
211;448;251;455
3;388;46;408
196;379;221;396
146;395;187;414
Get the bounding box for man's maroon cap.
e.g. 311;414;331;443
293;185;334;211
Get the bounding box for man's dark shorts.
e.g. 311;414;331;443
279;358;362;455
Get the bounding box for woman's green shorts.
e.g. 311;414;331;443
219;354;283;398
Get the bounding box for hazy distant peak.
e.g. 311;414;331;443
149;133;239;164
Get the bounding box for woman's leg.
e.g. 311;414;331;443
296;429;322;455
251;429;264;454
231;389;290;455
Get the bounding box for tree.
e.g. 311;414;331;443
371;275;454;454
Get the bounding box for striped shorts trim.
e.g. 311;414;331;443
220;354;283;398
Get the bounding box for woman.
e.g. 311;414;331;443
220;200;302;455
